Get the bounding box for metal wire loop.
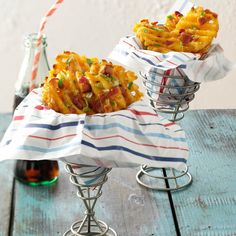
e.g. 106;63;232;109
140;164;189;179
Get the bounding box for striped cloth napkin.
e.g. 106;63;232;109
0;89;188;172
108;36;233;83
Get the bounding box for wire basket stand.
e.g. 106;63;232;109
136;70;200;191
63;161;117;236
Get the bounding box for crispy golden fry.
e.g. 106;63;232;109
133;6;219;54
165;11;183;31
41;51;143;114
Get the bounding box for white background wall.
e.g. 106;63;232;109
0;0;235;112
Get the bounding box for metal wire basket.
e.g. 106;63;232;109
63;161;117;236
141;70;200;121
136;69;200;191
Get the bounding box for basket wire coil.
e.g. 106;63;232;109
136;71;200;191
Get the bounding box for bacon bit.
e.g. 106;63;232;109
91;100;102;113
81;83;92;93
102;59;108;63
99;93;107;103
180;32;193;44
120;86;126;96
205;9;218;18
72;97;83;109
79;76;88;84
78;76;92;93
165;40;174;46
99;87;120;104
198;16;211;25
103;65;113;77
175;11;183;17
151;21;158;25
179;28;185;34
191;7;195;11
107;87;119;97
69;107;77;114
212;12;218;18
141;19;149;23
53;64;59;70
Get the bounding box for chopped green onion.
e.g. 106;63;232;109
153;28;164;32
167;15;173;20
66;57;73;65
143;46;148;50
143;29;148;33
128;82;133;90
154;43;161;47
95;82;104;89
191;25;198;30
110;76;116;82
85;92;93;99
111;100;116;106
101;74;112;82
58;78;64;88
87;58;93;66
83;107;90;113
112;79;120;86
201;11;206;16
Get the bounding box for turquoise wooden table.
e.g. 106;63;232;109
0;110;236;236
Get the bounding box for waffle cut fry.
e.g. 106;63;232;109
41;51;143;114
133;6;219;54
134;19;174;53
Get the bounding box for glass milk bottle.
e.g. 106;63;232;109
13;33;59;186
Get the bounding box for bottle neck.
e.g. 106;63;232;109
15;34;50;98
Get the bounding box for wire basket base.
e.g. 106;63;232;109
63;219;117;236
136;164;192;191
63;162;117;236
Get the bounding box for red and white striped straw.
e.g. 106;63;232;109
30;0;64;92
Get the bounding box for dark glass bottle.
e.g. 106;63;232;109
13;33;59;186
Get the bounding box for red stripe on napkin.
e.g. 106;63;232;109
13;116;24;121
128;109;158;117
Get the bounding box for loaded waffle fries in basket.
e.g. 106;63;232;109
42;51;143;115
133;6;219;55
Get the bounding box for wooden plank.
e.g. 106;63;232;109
172;110;236;235
99;168;176;236
12;165;176;235
0;113;14;236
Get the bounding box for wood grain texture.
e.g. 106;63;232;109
4;110;236;236
0;113;14;236
12;166;175;236
173;110;236;236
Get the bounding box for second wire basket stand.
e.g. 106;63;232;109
136;69;200;191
